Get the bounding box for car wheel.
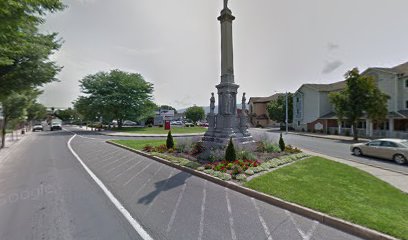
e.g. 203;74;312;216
353;147;362;156
393;154;407;165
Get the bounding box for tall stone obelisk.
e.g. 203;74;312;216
202;0;254;152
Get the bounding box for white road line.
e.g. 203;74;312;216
92;150;124;166
144;169;175;215
112;160;143;181
285;210;319;240
198;181;207;240
251;198;273;240
123;163;153;186
99;154;128;170
166;182;187;233
131;165;163;197
225;189;237;240
67;134;154;240
107;158;134;174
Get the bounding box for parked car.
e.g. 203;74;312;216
123;120;138;126
350;138;408;165
32;124;43;132
51;122;62;131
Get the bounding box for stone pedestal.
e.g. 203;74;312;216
201;2;255;157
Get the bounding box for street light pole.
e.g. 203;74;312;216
285;92;288;134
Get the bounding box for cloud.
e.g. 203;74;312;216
328;42;340;51
322;60;343;74
114;46;162;56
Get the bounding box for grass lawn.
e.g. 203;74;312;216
244;157;408;240
111;139;171;150
113;126;206;134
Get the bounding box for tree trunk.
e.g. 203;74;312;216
1;118;7;149
118;119;123;129
352;123;358;141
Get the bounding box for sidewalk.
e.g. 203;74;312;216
302;149;408;194
0;130;31;165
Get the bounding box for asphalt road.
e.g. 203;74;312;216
249;129;408;174
0;127;363;240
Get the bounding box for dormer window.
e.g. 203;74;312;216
405;79;408;88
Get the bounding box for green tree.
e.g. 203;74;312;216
185;106;205;123
329;68;389;140
279;133;285;152
225;138;236;162
74;70;156;128
0;0;64;99
266;93;293;124
166;131;174;149
26;102;47;122
1;89;40;148
55;108;79;122
160;105;177;114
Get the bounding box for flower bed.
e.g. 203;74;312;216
113;138;309;183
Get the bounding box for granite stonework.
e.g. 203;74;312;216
202;1;255;154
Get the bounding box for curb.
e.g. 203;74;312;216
107;141;398;240
286;132;370;143
101;132;205;138
302;148;408;177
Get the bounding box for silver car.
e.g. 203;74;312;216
350;138;408;165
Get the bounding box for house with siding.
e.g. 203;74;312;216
293;62;408;138
248;93;284;127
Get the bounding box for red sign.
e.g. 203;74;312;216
164;120;171;130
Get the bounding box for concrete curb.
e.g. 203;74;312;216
286;132;370;142
107;141;398;240
101;132;205;138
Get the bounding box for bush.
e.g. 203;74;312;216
143;144;154;152
235;174;247;181
147;124;153;128
345;129;350;136
279;133;285;152
284;145;302;154
166;131;174;149
191;141;205;155
175;138;192;153
225;138;237;162
264;142;281;153
244;169;254;175
237;150;257;160
155;144;168;153
208;148;225;162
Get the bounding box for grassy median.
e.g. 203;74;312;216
244;156;408;239
111;139;169;150
113;126;206;134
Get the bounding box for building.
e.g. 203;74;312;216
293;62;408;138
248;93;284;127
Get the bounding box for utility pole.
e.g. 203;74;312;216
285;92;288;134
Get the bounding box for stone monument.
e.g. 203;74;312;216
202;0;254;153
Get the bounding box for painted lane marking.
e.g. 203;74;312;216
143;169;175;216
198;180;207;240
285;210;319;240
166;182;187;233
98;154;129;170
131;165;163;198
67;134;153;240
92;150;125;167
225;188;237;240
251;198;273;240
123;163;153;187
107;158;134;174
112;160;143;181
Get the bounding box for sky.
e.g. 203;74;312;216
39;0;408;109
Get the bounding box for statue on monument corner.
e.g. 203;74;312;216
224;0;229;9
210;92;215;114
241;92;246;112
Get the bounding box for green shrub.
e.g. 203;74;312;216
166;131;174;149
237;150;257;160
235;174;247;181
245;169;254;175
279;133;285;152
203;169;215;175
197;166;205;171
264;142;281;153
225;138;237;162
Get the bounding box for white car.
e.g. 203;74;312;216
32;125;43;132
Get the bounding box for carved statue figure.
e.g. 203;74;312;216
210;92;215;114
224;0;229;9
241;92;246;111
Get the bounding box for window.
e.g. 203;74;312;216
380;141;398;148
406;100;408;109
297;121;300;126
406;79;408;88
368;141;381;147
296;97;299;103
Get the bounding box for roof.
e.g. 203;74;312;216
398;110;408;118
248;93;285;104
318;111;406;120
364;62;408;76
302;80;346;92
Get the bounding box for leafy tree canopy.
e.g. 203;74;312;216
266;93;293;123
329;68;389;140
74;70;156;127
185;105;205;123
